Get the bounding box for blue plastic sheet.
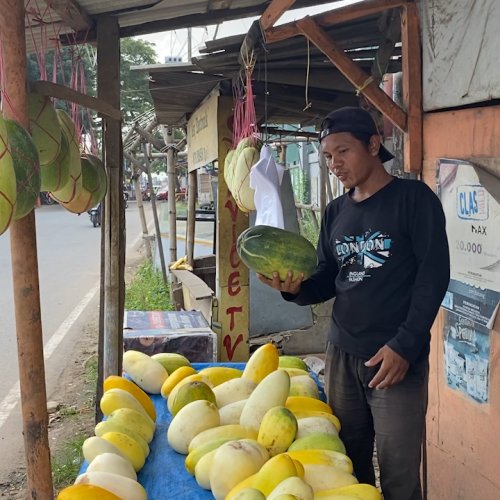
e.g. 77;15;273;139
81;362;325;499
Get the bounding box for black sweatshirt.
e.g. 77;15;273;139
284;177;450;364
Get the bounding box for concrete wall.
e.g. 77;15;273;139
423;106;500;499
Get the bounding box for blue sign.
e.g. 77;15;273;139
456;184;488;220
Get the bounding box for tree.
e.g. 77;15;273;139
120;38;158;123
27;37;158;126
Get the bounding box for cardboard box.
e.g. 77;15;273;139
123;310;217;362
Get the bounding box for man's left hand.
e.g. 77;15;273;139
365;345;409;390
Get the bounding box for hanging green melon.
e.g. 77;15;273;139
28;93;62;166
50;110;82;204
86;154;107;206
60;154;107;214
232;146;259;212
0;112;17;235
40;131;70;192
5;119;41;220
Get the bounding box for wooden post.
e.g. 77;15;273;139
401;2;422;173
186;170;197;267
165;127;178;264
143;142;168;283
319;150;328;214
97;17;124;379
133;166;152;260
0;0;53;496
215;97;249;362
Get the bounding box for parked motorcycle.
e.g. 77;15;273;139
40;191;56;205
88;203;101;227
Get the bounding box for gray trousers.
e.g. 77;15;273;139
324;342;428;500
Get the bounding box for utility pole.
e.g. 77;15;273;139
187;27;192;60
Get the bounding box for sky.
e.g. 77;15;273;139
139;1;360;63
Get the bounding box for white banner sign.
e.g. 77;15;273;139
187;93;219;172
437;159;500;293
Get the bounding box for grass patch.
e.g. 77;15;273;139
84;354;98;386
125;260;173;311
52;434;86;490
51;261;173;492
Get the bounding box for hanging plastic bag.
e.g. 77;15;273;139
250;144;285;229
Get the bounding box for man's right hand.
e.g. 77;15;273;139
257;270;303;295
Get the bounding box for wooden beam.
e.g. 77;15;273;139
30;81;122;121
63;4;282;44
296;16;407;132
133;124;166;151
124;150;147;173
46;0;92;31
260;0;296;31
401;2;422;173
265;0;409;44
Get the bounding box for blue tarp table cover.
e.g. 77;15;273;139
81;362;325;500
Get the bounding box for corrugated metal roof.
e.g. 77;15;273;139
23;0;402;129
23;0;340;49
140;12;402;127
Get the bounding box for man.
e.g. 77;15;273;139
258;107;450;500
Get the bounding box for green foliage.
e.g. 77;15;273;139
27;37;159;134
125;261;173;311
120;38;158;122
52;434;86;489
150;158;165;174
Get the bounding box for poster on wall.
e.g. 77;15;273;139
441;278;500;329
437;158;500;294
443;310;490;403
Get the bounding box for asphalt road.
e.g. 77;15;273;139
0;202;147;482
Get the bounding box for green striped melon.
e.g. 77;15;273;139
5;119;41;220
86;154;108;206
50;110;82;204
59;154;106;214
40;131;70;192
232;146;258;212
0;112;16;235
237;225;318;282
28;93;61;166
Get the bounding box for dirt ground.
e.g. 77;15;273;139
0;252;145;499
0;322;99;499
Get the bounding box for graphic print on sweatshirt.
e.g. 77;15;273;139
335;230;393;282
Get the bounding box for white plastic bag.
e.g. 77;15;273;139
249;144;285;228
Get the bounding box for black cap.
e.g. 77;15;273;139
319;106;394;163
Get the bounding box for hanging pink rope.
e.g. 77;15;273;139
231;63;259;149
232;82;245;148
242;67;258;144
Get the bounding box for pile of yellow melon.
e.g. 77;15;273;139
58;345;382;499
161;344;381;500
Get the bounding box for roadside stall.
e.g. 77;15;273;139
4;0;500;498
65;1;417;498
